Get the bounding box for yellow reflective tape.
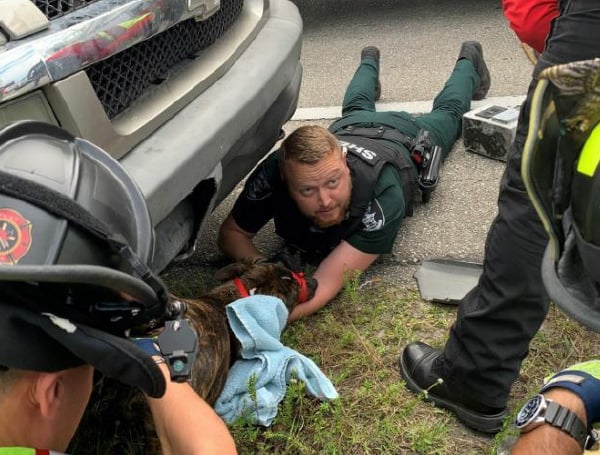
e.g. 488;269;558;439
578;123;600;177
565;360;600;377
0;449;36;455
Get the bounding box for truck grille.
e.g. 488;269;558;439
86;0;243;119
31;0;96;20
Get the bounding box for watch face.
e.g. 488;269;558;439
516;394;544;428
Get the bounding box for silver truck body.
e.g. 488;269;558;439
0;0;303;270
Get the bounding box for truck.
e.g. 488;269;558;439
0;0;303;271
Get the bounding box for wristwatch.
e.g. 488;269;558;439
515;394;597;449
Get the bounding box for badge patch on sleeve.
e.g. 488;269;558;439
361;200;385;231
0;208;32;264
245;167;274;201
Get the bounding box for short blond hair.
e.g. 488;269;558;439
280;125;341;164
0;368;23;397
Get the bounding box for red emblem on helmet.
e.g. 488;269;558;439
0;208;33;264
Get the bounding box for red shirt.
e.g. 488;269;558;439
502;0;560;52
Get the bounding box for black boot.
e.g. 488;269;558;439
361;46;381;101
398;342;507;433
457;41;491;100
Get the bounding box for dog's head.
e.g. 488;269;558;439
213;261;318;313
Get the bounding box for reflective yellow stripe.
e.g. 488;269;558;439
0;449;35;455
578;123;600;177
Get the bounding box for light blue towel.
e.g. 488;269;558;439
214;295;338;426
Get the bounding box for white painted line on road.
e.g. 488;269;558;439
291;95;526;121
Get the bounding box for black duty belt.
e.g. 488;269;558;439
335;125;415;150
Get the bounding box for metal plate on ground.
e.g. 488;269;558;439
414;259;483;305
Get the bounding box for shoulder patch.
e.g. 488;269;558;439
245;164;277;201
361;199;385;231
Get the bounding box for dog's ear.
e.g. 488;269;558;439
214;262;250;281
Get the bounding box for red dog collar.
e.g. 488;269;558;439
292;271;309;303
233;277;250;297
234;272;309;303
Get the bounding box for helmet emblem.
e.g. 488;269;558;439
0;208;32;264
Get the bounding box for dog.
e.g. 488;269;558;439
71;260;318;454
182;260;318;405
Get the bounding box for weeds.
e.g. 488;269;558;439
74;261;600;455
226;277;600;454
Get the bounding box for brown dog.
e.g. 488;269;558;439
183;260;318;405
71;260;317;454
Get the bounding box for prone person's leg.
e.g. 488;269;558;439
340;50;380;116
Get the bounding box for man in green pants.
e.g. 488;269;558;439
218;41;490;322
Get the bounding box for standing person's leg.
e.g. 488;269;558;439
415;42;489;157
340;47;381;116
442;93;550;398
399;0;600;434
399;70;546;435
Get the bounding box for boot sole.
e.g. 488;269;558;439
398;355;507;434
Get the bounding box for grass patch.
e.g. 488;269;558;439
73;262;600;454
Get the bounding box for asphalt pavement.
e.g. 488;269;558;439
195;117;506;292
189;0;533;295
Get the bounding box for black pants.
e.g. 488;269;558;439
437;0;600;409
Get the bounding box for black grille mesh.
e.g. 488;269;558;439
78;0;242;119
31;0;96;20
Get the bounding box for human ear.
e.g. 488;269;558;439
34;372;62;418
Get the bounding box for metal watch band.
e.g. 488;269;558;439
544;400;588;448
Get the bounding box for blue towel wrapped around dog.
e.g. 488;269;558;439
213;295;338;425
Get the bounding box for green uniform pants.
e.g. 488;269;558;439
329;57;480;159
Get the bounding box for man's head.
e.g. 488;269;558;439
0;121;168;449
0;365;93;451
523;58;600;331
280;125;352;228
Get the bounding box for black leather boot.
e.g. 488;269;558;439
457;41;491;100
361;46;381;101
399;342;508;433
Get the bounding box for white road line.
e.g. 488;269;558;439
291;95;526;121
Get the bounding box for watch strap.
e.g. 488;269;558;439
544;400;589;448
541;370;600;429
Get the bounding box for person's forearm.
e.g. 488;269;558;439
288;257;345;321
217;216;263;262
219;231;262;262
147;364;237;455
289;243;378;322
288;284;338;321
511;389;587;455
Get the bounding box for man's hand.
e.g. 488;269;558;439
287;241;378;322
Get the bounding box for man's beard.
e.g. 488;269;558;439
310;197;351;228
309;178;352;228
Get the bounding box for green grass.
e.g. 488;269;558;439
72;264;600;454
223;274;600;455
